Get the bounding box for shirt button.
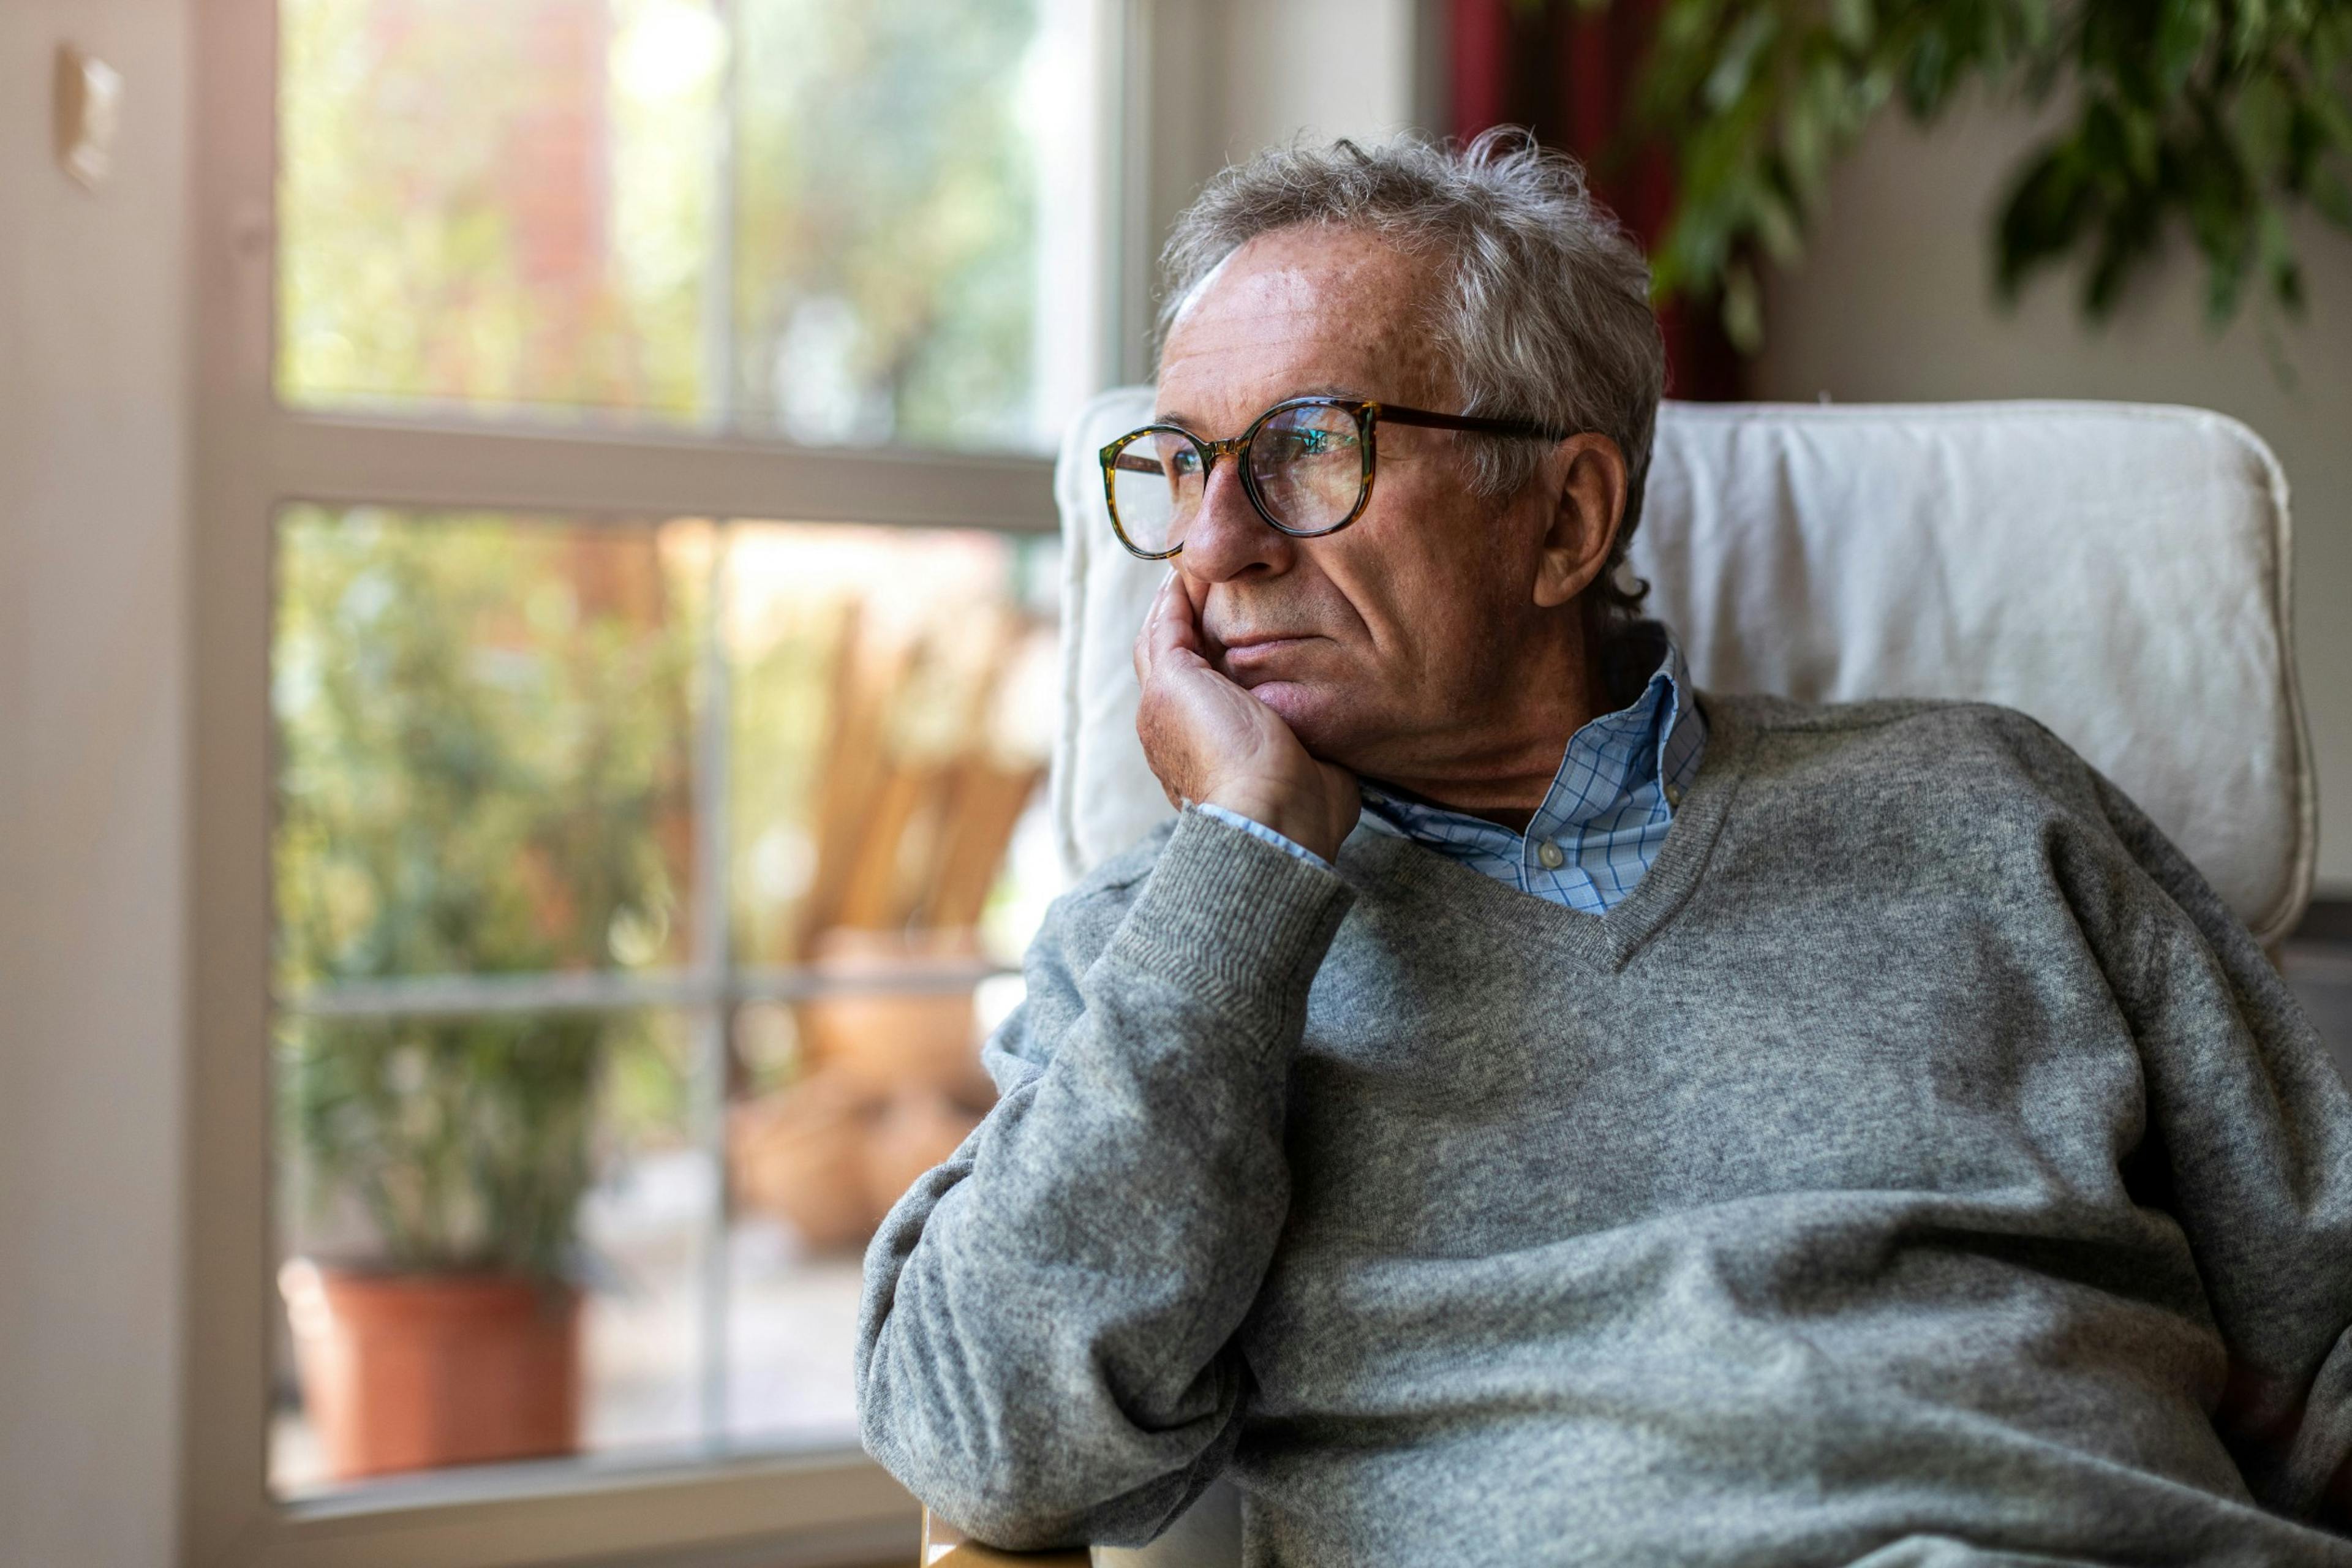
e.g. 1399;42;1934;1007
1665;783;1684;808
1536;840;1567;870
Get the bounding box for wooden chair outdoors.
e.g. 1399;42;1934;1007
731;603;1047;1251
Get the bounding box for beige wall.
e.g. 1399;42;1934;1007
1755;101;2352;896
0;2;189;1565
1125;0;1423;377
1212;0;1420;168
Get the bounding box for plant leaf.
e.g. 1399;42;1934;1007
1995;141;2094;299
1829;0;1872;50
1705;9;1782;111
2156;0;2217;95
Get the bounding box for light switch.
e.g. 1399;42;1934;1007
54;44;123;190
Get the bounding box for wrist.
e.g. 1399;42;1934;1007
1198;786;1345;864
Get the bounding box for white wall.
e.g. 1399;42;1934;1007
0;2;189;1565
1755;100;2352;896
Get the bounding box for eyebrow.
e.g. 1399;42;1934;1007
1153;384;1371;431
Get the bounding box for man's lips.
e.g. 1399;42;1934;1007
1215;633;1318;674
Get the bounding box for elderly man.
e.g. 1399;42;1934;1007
856;133;2352;1565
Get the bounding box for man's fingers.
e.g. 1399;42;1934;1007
1134;571;1203;683
1150;572;1202;656
1133;573;1178;684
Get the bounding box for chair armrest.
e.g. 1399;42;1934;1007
922;1507;1090;1567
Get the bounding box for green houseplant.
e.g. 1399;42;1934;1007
273;510;695;1478
1589;0;2352;349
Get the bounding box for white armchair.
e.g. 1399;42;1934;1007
1057;391;2314;941
922;393;2318;1566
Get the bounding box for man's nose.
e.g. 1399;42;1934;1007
1175;457;1295;585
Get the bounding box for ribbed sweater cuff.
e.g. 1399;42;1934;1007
1111;807;1355;1023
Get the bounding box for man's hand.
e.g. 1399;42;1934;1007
1133;574;1360;864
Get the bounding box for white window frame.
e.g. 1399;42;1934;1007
183;2;1155;1562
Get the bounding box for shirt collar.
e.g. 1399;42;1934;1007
1358;620;1705;843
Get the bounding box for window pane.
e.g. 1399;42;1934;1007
277;0;725;421
731;0;1085;449
277;0;1104;449
267;510;1068;1488
273;507;707;989
722;523;1058;1446
725;1000;864;1449
725;522;1060;970
724;970;1033;1447
271;508;714;1492
272;1008;709;1493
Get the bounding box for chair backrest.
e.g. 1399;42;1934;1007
1053;390;2317;944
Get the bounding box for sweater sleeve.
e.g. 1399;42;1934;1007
853;809;1354;1550
2073;767;2352;1530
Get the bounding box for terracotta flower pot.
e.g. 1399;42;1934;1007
279;1259;581;1480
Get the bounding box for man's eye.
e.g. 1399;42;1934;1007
1169;450;1202;477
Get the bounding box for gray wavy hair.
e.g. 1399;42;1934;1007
1158;128;1667;625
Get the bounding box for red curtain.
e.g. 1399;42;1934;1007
1449;0;1743;401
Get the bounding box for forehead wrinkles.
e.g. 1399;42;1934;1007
1161;229;1454;408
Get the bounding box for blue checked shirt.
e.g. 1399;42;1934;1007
1198;623;1706;914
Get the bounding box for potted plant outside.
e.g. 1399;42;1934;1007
274;514;694;1480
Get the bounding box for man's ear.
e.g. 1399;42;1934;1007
1531;434;1629;610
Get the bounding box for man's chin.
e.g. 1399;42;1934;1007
1243;680;1354;760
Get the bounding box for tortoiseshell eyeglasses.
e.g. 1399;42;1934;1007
1098;395;1567;561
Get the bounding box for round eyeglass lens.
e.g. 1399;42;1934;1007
1108;429;1205;556
1249;403;1366;534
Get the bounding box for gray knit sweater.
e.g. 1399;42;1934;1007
857;694;2352;1566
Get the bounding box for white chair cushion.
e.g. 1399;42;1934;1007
1052;390;2316;945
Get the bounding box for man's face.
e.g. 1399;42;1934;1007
1153;225;1558;779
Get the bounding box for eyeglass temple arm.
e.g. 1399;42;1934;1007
1372;404;1567;442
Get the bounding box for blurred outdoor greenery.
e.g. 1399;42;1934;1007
273;510;702;1278
269;512;1061;1280
277;0;1048;447
733;0;1042;445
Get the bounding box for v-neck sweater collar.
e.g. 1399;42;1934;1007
1334;690;1752;972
